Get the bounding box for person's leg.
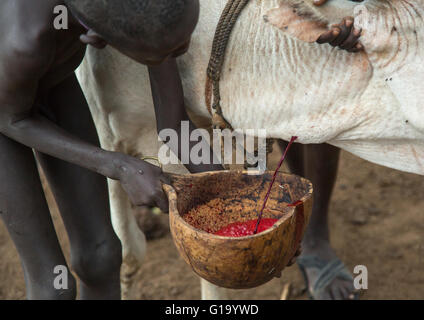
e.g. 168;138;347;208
0;134;76;299
277;140;305;175
301;143;338;251
278;141;355;300
36;74;122;300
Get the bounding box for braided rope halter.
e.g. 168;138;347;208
205;0;275;168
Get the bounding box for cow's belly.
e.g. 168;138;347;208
77;0;424;175
178;0;424;174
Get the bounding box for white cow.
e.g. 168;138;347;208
76;0;424;299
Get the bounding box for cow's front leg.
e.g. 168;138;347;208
108;180;147;300
201;279;229;300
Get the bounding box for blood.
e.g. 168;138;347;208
253;136;298;234
212;136;299;237
214;218;278;237
288;200;305;253
288;200;303;207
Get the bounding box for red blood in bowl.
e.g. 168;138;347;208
214;218;278;237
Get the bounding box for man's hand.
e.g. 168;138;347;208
313;0;330;5
313;0;363;52
116;154;171;213
313;0;364;6
317;17;363;52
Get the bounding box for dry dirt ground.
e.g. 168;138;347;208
1;148;424;300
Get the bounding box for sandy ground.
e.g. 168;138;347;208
1;148;424;300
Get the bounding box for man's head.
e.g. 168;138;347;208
65;0;199;65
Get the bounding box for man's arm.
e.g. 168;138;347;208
1;106;122;179
148;58;223;173
0;58;170;211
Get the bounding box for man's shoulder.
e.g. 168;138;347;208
2;27;56;85
1;0;58;75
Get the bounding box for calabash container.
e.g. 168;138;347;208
163;170;313;289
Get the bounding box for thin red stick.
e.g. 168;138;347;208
253;136;298;234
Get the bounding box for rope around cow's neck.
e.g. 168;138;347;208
206;0;251;129
206;0;275;164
